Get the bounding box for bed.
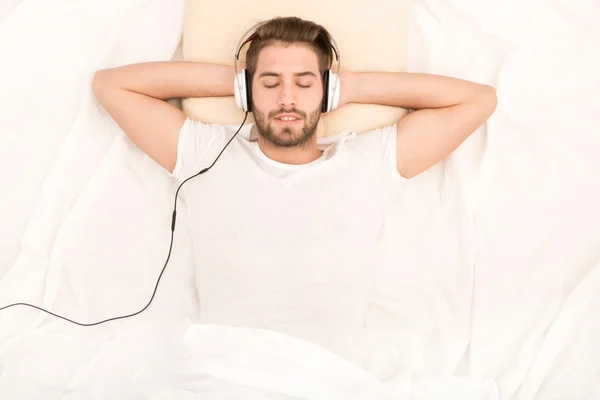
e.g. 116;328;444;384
0;0;599;398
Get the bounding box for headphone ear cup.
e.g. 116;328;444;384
245;69;253;112
321;70;330;113
234;70;248;111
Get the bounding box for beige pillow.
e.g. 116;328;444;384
182;0;410;137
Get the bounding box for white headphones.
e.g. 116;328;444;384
233;21;341;113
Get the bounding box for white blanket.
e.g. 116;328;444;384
1;0;599;399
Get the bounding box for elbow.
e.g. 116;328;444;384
91;69;122;101
91;69;109;96
479;84;498;114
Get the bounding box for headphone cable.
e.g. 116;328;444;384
0;112;249;327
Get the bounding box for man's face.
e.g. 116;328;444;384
251;43;323;148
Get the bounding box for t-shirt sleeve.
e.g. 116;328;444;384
346;123;407;196
169;117;220;183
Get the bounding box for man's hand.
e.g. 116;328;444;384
333;67;352;109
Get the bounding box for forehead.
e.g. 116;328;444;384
255;43;320;74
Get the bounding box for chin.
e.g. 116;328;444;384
263;124;306;148
271;123;302;134
273;129;303;144
269;120;302;134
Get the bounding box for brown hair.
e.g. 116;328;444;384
245;17;334;83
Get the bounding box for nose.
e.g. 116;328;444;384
277;81;297;109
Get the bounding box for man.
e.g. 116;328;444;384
92;17;496;347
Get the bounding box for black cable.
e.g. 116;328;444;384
0;112;249;326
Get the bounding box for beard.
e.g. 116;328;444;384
253;106;321;149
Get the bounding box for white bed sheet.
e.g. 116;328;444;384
0;0;599;398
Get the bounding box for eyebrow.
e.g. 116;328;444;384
258;71;317;78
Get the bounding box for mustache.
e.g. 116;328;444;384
268;109;306;119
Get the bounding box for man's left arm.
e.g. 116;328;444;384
340;71;497;179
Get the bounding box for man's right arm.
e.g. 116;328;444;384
92;61;235;173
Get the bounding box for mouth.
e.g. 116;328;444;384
273;116;302;125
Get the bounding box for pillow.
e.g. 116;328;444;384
182;0;410;137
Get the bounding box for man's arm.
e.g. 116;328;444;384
92;61;235;173
341;71;497;179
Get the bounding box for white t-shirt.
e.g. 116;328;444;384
170;117;406;352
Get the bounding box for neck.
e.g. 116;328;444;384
251;125;323;165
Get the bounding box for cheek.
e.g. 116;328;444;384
305;89;323;107
252;86;275;108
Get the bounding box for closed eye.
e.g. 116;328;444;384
264;84;312;89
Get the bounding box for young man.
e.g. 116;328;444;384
92;17;496;346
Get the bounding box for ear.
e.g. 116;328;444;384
245;69;253;112
323;70;341;112
321;69;330;113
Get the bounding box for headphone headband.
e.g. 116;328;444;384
234;21;341;80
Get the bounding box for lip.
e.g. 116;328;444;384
274;118;302;124
275;113;301;118
273;113;302;124
274;113;301;119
